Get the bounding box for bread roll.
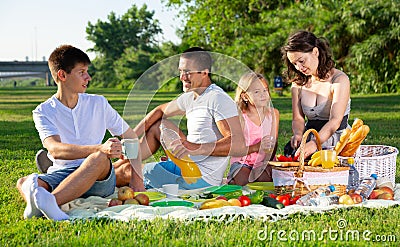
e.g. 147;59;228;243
334;128;351;154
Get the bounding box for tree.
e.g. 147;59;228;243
166;0;399;93
114;47;158;89
340;0;400;93
86;4;162;87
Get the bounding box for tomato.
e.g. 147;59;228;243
268;193;277;199
237;195;251;207
216;196;228;201
276;154;286;162
277;154;296;162
289;195;300;205
293;154;300;162
276;195;290;206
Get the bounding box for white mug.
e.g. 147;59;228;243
121;138;139;159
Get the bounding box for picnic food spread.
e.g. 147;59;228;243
103;117;396;217
99;179;396;224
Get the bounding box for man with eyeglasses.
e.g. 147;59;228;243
116;47;246;190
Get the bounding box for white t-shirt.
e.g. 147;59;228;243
33;93;130;172
176;84;238;185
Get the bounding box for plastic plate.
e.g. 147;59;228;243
204;185;242;195
151;200;194;207
135;191;166;202
246;182;275;191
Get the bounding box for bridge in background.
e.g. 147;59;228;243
0;61;53;86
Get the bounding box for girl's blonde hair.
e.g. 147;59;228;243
235;72;270;111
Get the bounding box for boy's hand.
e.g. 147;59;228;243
101;137;122;158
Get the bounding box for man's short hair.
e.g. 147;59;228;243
48;45;91;82
181;47;212;72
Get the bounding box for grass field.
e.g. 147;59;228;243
1;87;399;246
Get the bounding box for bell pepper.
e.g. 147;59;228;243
248;190;265;204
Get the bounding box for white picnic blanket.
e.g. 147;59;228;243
61;184;400;222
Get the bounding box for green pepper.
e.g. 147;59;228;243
248;190;265;204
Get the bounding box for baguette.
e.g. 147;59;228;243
351;118;364;132
347;123;366;143
348;118;363;139
334;128;351;154
340;125;370;156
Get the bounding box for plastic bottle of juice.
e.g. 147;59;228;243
296;185;336;206
160;125;202;184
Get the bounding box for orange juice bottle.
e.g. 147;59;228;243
164;149;202;184
160;125;202;184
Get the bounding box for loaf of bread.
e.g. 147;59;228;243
348;123;366;143
334;128;351;154
340;125;370;156
350;118;364;133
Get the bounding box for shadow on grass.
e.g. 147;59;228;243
0;120;42;152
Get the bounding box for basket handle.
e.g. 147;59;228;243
296;129;322;177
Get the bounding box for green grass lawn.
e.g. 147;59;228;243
1;87;399;246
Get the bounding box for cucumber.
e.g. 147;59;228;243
261;196;285;209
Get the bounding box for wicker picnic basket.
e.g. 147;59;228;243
338;145;398;187
272;129;349;197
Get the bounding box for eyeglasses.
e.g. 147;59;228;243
179;70;202;77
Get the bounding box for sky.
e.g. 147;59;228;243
0;0;182;61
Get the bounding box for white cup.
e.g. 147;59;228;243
121;138;139;159
162;184;179;198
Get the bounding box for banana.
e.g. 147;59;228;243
199;199;230;210
307;150;341;167
308;156;321;167
311;150;321;160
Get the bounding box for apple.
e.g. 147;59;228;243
108;198;123;207
124;198;140;205
377;192;394;200
378;186;394;196
228;198;242;207
369;189;385;200
339;194;355;205
118;186;135;201
134;193;150;206
349;193;363;204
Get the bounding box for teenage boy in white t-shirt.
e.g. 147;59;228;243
16;45;144;221
117;47;247;189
